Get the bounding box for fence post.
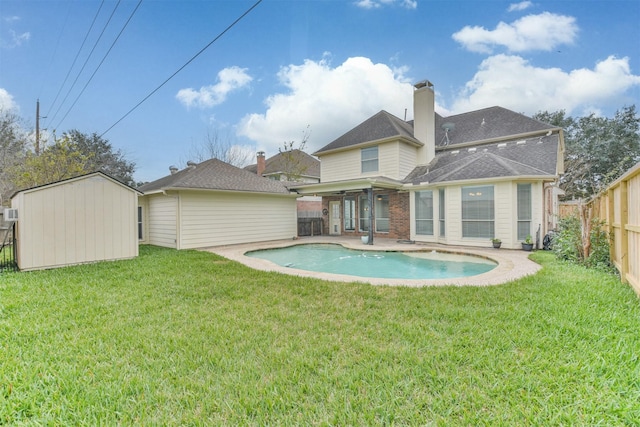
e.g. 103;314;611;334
608;187;616;269
619;180;629;284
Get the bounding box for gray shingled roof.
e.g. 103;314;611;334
138;158;291;194
434;106;556;147
314;110;419;154
245;149;320;178
405;134;559;184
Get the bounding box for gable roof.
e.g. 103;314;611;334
11;171;141;199
434;106;556;147
245;149;320;178
405;134;560;184
314;110;419;155
138;158;291;194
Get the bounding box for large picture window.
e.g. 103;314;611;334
361;146;378;173
344;197;356;231
358;195;370;232
415;191;434;235
517;183;532;240
375;195;389;233
462;185;494;238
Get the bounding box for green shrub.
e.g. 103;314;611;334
553;215;583;262
554;214;615;274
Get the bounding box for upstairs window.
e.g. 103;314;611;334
361;146;378;173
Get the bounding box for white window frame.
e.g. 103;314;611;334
461;185;494;238
415;191;434;235
361;146;378;173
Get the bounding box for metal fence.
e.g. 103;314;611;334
0;222;18;273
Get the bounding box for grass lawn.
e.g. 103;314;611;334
1;245;639;425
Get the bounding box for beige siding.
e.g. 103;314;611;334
320;140;418;182
146;194;178;248
320;150;361;182
178;191;297;249
13;174;138;271
398;143;419;179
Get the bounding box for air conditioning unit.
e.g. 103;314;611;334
3;208;18;222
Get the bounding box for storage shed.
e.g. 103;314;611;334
10;172;141;271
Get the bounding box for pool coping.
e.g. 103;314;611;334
201;236;542;287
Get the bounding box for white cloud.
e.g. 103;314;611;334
0;88;18;111
1;29;30;49
355;0;417;10
451;55;640;116
237;56;431;154
452;12;577;53
176;66;252;109
507;1;533;12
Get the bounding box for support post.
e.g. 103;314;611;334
368;188;374;245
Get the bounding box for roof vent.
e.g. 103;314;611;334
468;147;477;152
169;165;178;174
451;150;460;155
516;140;526;145
497;143;507;148
186;160;197;169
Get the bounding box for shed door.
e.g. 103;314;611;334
329;201;341;235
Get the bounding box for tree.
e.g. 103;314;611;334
186;128;253;168
0;110;28;205
9;139;89;189
63;130;136;186
533;106;640;200
277;126;311;181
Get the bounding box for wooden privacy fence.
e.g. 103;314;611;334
563;162;640;295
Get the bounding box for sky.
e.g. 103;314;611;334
1;0;639;183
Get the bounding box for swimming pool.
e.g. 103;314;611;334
246;244;497;280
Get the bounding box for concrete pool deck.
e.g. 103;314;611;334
202;236;542;287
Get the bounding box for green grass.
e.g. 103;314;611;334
1;246;639;425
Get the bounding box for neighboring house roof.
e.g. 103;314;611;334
138;158;291;194
433;106;557;147
314;110;419;155
245;149;320;179
405;134;560;184
10;171;141;199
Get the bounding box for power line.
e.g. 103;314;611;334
54;0;143;131
100;0;263;138
47;0;122;128
45;1;106;120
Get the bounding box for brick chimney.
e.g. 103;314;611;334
413;80;435;165
256;151;266;176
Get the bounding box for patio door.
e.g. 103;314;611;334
329;201;341;235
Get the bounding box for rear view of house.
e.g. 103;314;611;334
293;80;565;249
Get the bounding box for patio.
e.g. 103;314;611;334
203;236;541;287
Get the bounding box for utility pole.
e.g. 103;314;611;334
35;99;40;155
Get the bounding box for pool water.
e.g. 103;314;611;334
246;244;496;280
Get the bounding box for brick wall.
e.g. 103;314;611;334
319;191;410;240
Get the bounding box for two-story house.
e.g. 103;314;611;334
292;81;565;249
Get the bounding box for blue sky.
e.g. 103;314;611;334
1;0;639;182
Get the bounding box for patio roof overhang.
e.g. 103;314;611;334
290;177;403;196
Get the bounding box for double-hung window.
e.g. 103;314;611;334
517;184;532;240
461;185;494;238
415;191;434;235
361;146;378;173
